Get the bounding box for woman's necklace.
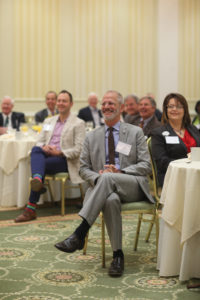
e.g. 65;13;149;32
173;127;185;137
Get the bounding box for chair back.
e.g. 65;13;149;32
147;137;160;206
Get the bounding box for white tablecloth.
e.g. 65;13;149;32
0;134;36;207
158;158;200;281
0;133;86;208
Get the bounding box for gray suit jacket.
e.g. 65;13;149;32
80;122;154;202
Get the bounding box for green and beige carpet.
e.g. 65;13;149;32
0;206;199;300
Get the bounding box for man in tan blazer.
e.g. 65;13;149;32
55;90;153;277
15;90;85;223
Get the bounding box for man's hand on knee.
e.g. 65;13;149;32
100;164;123;173
42;145;63;156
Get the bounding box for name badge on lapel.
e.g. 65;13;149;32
116;141;131;155
165;136;180;144
43;124;52;131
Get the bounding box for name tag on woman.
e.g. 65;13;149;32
165;136;179;144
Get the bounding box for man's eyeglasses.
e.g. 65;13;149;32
167;105;184;110
101;101;115;107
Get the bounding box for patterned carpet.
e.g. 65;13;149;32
0;213;199;300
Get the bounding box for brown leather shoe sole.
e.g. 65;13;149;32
15;210;37;223
31;178;43;192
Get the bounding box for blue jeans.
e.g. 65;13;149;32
29;146;68;204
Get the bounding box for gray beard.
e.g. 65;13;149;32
102;109;120;121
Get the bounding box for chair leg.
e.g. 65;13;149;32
155;211;160;257
145;215;156;242
61;179;66;216
47;180;55;204
83;232;89;255
134;213;142;251
29;178;32;194
101;214;106;268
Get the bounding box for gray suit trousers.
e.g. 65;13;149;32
79;172;145;251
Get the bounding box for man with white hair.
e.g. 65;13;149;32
0;96;26;133
78;92;104;128
55;90;153;277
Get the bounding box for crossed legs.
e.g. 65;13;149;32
55;172;145;276
15;146;68;222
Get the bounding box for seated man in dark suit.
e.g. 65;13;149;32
124;94;140;125
146;92;163;121
0;96;26;134
35;91;58;123
138;96;161;137
78;92;104;128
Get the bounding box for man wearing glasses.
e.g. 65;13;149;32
55;90;154;277
151;92;200;186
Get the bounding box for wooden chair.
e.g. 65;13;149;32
146;137;161;241
83;137;160;267
30;172;84;216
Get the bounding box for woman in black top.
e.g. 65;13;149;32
151;93;200;186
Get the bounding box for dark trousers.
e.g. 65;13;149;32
29;146;68;204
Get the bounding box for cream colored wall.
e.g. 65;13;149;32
60;0;157;100
14;0;60;114
14;0;60;98
157;0;200;112
157;0;179;106
0;0;199;116
0;0;157;115
0;0;14;98
179;0;200;110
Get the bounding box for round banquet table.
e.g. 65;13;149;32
0;133;84;208
157;158;200;281
0;133;36;207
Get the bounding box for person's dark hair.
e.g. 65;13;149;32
162;93;191;126
58;90;73;103
194;100;200;114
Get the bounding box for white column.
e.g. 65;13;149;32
157;0;179;107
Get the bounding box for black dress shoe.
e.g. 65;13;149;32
108;256;124;277
54;233;85;253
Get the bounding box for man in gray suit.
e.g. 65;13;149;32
55;90;153;277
